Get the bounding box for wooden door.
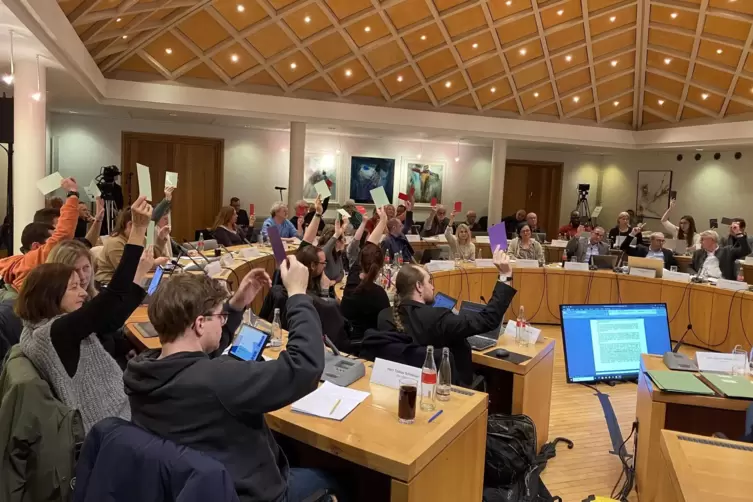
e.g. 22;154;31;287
503;161;563;238
501;164;528;219
121;132;223;243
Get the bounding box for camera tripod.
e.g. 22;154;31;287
575;190;592;226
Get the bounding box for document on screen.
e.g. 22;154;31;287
590;319;648;373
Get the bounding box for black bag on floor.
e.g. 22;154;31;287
482;414;572;502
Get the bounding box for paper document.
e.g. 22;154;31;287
137;163;152;200
86;179;101;199
591;206;603;218
36;172;64;195
370;186;390;208
146;221;155;248
291;381;370;421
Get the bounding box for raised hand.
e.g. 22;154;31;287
130;196;153;229
158;224;171;241
577;225;585;234
95;197;105;222
134;245;156;286
493;248;511;276
314;194;323;215
230;268;272;309
669;198;676;209
61;177;78;193
630;226;642;236
405;200;413;212
376;206;387;221
731;221;742;235
164;186;175;201
281;256;309;296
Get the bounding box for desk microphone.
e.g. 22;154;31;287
173;239;208;275
183;240;214;266
323;334;340;356
663;324;698;372
672;324;693;353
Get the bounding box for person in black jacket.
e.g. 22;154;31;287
230;197;251;228
620;228;678;271
124;257;343;502
689;225;750;280
376;249;515;386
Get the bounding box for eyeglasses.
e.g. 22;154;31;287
202;312;229;325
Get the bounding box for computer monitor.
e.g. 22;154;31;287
432;292;457;309
559;303;672;383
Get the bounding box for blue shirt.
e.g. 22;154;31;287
261;217;298;239
584;242;601;263
646;249;665;261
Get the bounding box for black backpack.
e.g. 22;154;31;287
483;414;573;502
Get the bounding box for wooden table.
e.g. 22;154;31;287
655;430;753;502
125;315;489;502
635;354;752;502
428;264;753;353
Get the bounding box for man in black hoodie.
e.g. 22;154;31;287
124;257;334;502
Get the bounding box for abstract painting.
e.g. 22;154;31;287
303;152;339;202
403;159;445;205
349;156;395;203
636;170;672;220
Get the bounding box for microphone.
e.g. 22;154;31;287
479;295;488;304
176;241;209;274
183;240;213;265
274;186;287;191
323;334;340;356
672;324;693;353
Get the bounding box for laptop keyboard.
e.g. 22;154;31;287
468;335;496;351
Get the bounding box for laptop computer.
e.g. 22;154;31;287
591;254;618;270
432;292;457;310
420;248;442;264
629;256;664;278
459;301;502;351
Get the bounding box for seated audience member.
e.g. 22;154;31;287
382;201;415;263
620;228;678;270
558;210;586;238
661;199;700;252
464;210;483;232
212;206;247;247
446;211;476;260
689;224;750;280
95;204;169;285
317;216;348;284
608;212;641;247
508;223;545;263
421;205;449;238
503;209;527;237
342;209;389;341
341;199;362;228
0;177;79;295
125;259;342;502
295;244;334;299
75;202;92;238
261;202;300;241
566;226;608;263
230;197;251;228
290;198;329;233
49;197;104;248
365;204;397;234
16;196;158;432
525;212;543;234
376;249;514;386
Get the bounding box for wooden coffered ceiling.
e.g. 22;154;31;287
58;0;753;130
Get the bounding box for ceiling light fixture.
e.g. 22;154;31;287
236;4;245;12
2;30;14;86
613;101;619;106
716;48;723;54
610;60;618;67
664;57;672;64
30;54;41;102
533;92;539;98
519;48;527;56
565;55;572;62
231;54;239;62
491;86;496;93
658;99;665;105
701;93;709;100
609;16;616;22
670;12;678;19
364;26;371;32
290;62;297;69
420;34;427;41
165;48;172;54
169;113;177;117
557;9;564;15
116;17;122;22
345;69;352;77
573;96;580;103
445;81;452;88
122;35;128;39
304;15;311;23
472;42;478;49
397;75;404;82
506;0;512;5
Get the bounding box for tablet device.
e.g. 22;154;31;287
433;292;457;309
147;265;164;296
229;324;269;362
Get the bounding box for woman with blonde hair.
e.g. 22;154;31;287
446;211;476;260
608;211;641;248
211;206;247;247
47;239;98;299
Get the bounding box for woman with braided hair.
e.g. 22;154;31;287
376;248;516;386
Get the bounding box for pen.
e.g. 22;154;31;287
428;410;443;423
330;399;341;416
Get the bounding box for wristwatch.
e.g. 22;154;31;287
66;191;79;198
498;273;511;283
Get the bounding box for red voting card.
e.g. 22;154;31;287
398;192;409;201
409;186;415;197
325;179;333;188
249;204;255;215
296;205;306;218
431;197;437;207
356;205;367;215
454;201;462;213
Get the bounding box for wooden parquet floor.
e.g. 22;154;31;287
538;326;639;502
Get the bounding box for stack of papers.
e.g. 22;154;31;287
291;381;370;421
647;370;715;395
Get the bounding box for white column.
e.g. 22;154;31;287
287;122;306;208
487;139;507;227
13;58;46;253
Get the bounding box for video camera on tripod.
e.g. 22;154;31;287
95;165;121;201
575;183;592;225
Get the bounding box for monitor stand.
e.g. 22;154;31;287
663;352;698;372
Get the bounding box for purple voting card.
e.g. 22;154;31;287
267;226;287;265
488;222;508;252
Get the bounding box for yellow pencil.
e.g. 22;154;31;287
330;399;341;415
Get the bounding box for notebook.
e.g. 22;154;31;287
702;373;753;400
291;381;370;421
646;370;715;395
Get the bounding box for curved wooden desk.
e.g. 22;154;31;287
425;265;753;353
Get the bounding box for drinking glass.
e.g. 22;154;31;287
670;266;678;273
398;378;418;424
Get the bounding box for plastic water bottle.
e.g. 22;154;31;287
436;347;452;402
198;232;205;253
420;346;437;412
516;306;528;347
269;308;282;350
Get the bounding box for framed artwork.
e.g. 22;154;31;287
349;156;395;203
402;158;446;206
303;152;339;202
636;170;672;220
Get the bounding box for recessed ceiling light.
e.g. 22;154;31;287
345;69;352;77
31;92;41;101
122;35;128;39
658;99;665;105
565;55;572;62
472;42;478;49
116;17;121;22
664;57;672;65
557;9;564;15
519;48;527;56
610;60;618;67
304;15;311;23
506;0;512;5
420;34;427;41
533;92;539;98
169;113;177;117
445;81;452;88
68;110;78;114
236;4;245;12
573;96;580;103
670;12;678;19
397;75;403;82
364;26;371;32
231;54;239;63
609;16;616;22
716;48;723;54
701;93;709;100
454;156;460;162
613;101;619;106
165;48;172;54
290;62;297;69
491;87;496;93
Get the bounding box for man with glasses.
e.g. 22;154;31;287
566;225;609;263
421;204;450;237
620;227;678;270
124;257;344;502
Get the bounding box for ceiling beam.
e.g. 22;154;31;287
530;0;565;120
633;0;649;129
675;0;710;122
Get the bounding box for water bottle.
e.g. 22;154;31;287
420;346;437;412
383;255;392;288
561;248;568;267
436;347;452;402
516;306;528;347
269;308;282;350
198;232;205;253
477;247;483;260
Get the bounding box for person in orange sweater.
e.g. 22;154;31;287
0;177;79;293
